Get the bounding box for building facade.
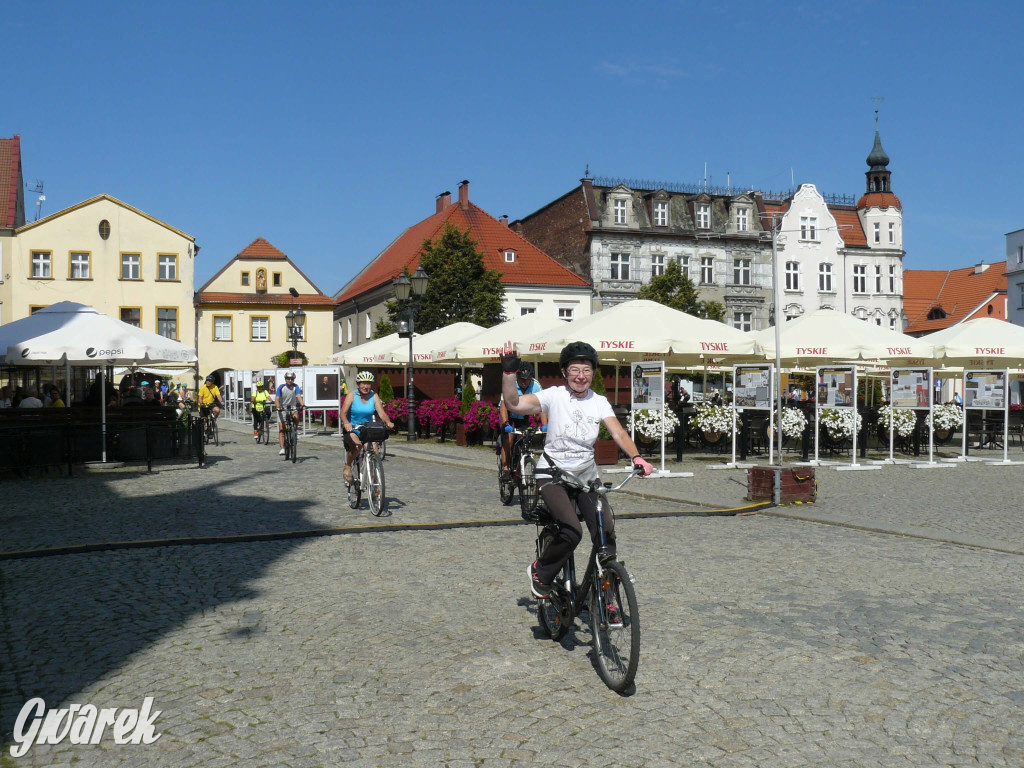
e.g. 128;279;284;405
333;180;592;352
196;238;335;372
1006;228;1024;328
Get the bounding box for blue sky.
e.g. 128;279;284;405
5;1;1022;295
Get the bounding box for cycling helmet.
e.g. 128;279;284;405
517;361;535;379
356;371;375;383
205;375;214;382
559;341;598;370
255;379;265;388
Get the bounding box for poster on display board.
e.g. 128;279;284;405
963;371;1005;408
733;366;772;408
890;369;931;408
817;367;856;408
239;369;253;403
225;370;237;399
262;369;279;397
304;366;342;408
630;362;664;410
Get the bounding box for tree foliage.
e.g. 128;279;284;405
636;259;726;322
378;374;395;403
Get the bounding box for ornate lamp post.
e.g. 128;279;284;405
393;267;429;441
285;303;306;359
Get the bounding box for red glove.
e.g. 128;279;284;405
632;455;654;476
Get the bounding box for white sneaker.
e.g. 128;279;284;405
279;448;286;455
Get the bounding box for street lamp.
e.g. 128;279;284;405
393;267;429;441
285;298;306;359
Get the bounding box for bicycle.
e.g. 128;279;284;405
346;421;390;516
200;406;219;447
254;408;271;445
498;425;544;519
280;407;299;463
533;465;642;693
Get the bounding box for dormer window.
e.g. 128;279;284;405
696;204;710;229
653;200;668;227
735;207;749;232
614;198;628;224
504;249;516;263
927;307;947;321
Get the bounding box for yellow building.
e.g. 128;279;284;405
196;238;334;373
3;193;196;343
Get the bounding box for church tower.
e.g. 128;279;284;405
857;110;902;251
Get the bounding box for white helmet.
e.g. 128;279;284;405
356;371;375;383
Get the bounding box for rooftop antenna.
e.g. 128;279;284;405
872;95;884;127
584;163;590;179
27;180;45;220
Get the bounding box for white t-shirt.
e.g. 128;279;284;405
535;385;614;480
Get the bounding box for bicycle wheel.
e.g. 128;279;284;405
536;528;571;641
589;559;640;692
283;424;291;461
347;461;362;509
519;454;539;519
497;452;514;505
212;418;219;447
366;452;387;516
289;421;297;463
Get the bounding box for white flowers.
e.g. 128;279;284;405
925;403;964;431
773;407;808;438
819;408;861;440
692;404;736;435
877;405;918;438
627;407;680;440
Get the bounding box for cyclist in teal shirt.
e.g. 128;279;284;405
340;371;394;483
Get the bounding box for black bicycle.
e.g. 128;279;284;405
201;406;219;447
280;407;299;463
534;465;642;693
254;407;271;445
347;422;389;516
498;425;544;519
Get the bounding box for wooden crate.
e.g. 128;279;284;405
746;466;816;503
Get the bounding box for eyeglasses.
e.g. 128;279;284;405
566;366;593;377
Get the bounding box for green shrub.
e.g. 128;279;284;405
591;365;606;395
460;378;476;414
378;374;395;403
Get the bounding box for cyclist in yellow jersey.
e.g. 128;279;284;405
198;375;222;420
251;379;271;439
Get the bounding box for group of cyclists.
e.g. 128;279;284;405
197;372;306;456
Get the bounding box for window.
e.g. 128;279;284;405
614;198;627;224
504;250;516;263
785;261;800;291
520;307;536;316
251;316;269;341
852;264;867;294
654;200;668;227
679;255;690;277
873;222;880;243
735;208;749;232
700;256;714;284
156;308;178;339
732;312;752;332
800;217;817;241
652;254;665;277
30;305;48;314
346;317;353;343
927;307;947;321
272;272;282;287
876;318;882;326
365;313;371;339
890;317;898;331
120;307;141;327
213;316;232;341
558;307;574;321
819;263;833;292
241;271;250;286
889;265;897;293
875;265;882;293
696;204;710;229
69;252;90;279
98;220;111;240
1019;284;1024;308
889;222;895;244
1017;246;1024;264
31;251;51;278
610;252;630;280
121;253;141;280
158;254;178;281
732;258;750;285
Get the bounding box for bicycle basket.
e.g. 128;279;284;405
358;422;390;443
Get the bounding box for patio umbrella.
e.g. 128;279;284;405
441;313;568;363
0;302;198;461
328;333;409;366
924;318;1024;368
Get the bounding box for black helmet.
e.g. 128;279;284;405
517;361;535;379
559;341;598;370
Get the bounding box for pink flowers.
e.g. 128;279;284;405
460;399;501;433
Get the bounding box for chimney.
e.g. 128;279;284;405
975;261;989;275
458;179;470;210
500;215;508;226
436;190;451;214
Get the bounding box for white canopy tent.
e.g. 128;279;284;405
436;313;568;364
924;318;1024;367
0;302;198;461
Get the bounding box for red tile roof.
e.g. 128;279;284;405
196;292;335;306
903;264;1007;334
0;135;22;229
336;195;590;303
830;208;868;247
856;192;902;211
237;237;288;259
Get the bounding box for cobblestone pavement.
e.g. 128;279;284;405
1;418;1022;766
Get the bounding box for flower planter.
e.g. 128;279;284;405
594;439;620;466
455;422;468;446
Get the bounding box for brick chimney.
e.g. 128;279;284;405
458;179;470;210
436;190;451;214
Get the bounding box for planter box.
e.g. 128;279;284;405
455;422;468;446
594;439;620;466
746;466;816;504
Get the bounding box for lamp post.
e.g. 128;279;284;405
393;267;429;441
285;301;306;359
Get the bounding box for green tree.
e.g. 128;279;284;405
460;377;476;414
378;374;395;403
636;259;726;321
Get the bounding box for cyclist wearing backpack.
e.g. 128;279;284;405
340;370;394;483
501;342;653;598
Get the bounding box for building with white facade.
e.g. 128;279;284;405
1006;228;1024;328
